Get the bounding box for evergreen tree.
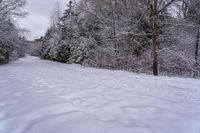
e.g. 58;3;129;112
59;1;80;40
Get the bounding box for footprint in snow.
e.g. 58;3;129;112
97;114;117;122
42;82;48;85
47;85;57;89
0;80;8;83
0;103;7;107
36;90;47;93
14;92;24;97
27;86;34;90
0;113;6;119
33;83;39;87
20;78;27;81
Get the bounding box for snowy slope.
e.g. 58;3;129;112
0;56;200;133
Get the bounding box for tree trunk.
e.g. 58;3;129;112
98;0;102;13
152;0;158;76
182;1;188;18
109;0;118;67
195;25;199;60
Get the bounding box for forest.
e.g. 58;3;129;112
1;0;200;78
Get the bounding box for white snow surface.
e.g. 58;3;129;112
0;56;200;133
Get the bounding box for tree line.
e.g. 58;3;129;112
0;0;27;64
40;0;200;77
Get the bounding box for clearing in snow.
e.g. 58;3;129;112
0;56;200;133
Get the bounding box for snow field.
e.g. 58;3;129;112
0;56;200;133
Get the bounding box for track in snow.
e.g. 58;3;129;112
0;56;200;133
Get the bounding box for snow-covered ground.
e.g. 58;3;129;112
0;56;200;133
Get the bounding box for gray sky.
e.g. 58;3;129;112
18;0;69;40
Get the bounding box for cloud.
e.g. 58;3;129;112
18;0;69;40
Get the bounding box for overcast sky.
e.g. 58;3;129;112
18;0;69;40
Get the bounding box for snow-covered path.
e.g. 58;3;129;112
0;56;200;133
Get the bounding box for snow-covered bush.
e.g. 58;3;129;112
0;44;10;64
53;40;71;63
69;37;96;64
